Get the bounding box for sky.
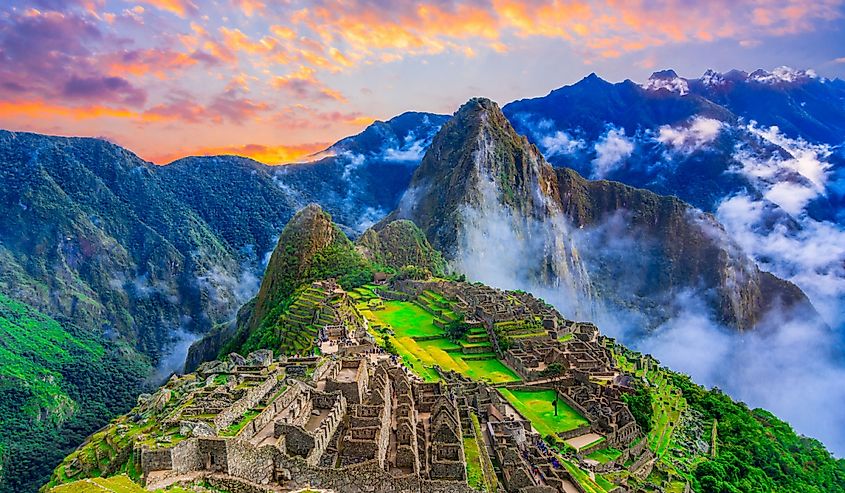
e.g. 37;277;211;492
0;0;844;164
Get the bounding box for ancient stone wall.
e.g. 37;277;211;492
171;439;202;474
140;447;172;472
276;454;479;493
226;439;278;484
198;438;230;473
238;385;301;441
214;371;283;431
557;424;594;441
324;359;367;404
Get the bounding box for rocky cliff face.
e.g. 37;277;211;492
391;98;817;330
555;167;812;330
388;98;595;318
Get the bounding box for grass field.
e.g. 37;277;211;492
562;459;614;493
499;388;589;436
586;447;622;464
370;300;443;337
393;335;520;383
464;436;483;490
49;475;146;493
367;300;520;383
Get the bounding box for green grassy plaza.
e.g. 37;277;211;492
498;388;589;436
364;299;520;384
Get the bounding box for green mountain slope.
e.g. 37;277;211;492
0;294;147;493
46;212;845;493
356;219;446;275
186;204;373;365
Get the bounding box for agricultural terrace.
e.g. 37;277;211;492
498;388;589;436
610;344;688;461
359;289;520;384
48;475;148;493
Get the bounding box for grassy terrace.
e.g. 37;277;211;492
372;301;443;338
498;388;589;436
364;298;520;384
49;475;148;493
586;447;622;464
464;435;483;490
562;459;615;493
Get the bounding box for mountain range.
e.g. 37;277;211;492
1;66;844;491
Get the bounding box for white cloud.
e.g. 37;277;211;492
716;194;845;328
383;138;427;161
729;123;833;215
749;66;819;84
592;127;634;178
540;130;586;157
656;117;723;153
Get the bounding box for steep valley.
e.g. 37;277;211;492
1;68;845;492
41;205;845;493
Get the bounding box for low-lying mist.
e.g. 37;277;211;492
452;181;845;456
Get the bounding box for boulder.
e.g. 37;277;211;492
179;420;216;437
136;393;152;407
149;389;172;412
247;349;274;367
228;352;247;366
197;359;228;376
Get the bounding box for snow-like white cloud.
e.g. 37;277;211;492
641;76;689;95
384;135;427;162
749;66;819;84
592;127;634;178
540;130;586;157
730;123;832;215
656;117;723;153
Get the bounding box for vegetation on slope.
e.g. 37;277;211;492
611;340;845;492
219;204;375;356
356;220;446;275
671;374;845;493
0;294;147;493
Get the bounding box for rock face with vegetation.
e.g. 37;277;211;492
43;211;845;493
187;204;373;366
391;98;818;331
356;219;446;275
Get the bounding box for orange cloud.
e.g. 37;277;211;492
135;0;198;17
232;0;265;17
489;0;842;58
272;66;348;103
282;0;842;64
151;141;329;165
104;48;210;78
0;100;162;122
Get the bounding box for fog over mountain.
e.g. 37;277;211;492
3;68;845;492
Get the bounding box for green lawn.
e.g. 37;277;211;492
562;459;613;493
370;300;443;337
464;436;483;490
368;300;520;383
392;335;520;383
586;447;622;464
49;475;147;493
499;388;589;436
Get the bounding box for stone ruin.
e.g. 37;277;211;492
125;276;660;492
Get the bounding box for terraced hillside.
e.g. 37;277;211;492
358;286;522;384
